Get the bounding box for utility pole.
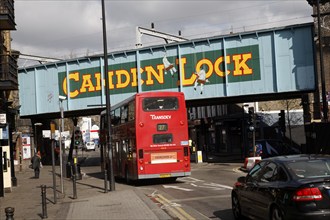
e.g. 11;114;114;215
59;95;66;194
101;0;115;191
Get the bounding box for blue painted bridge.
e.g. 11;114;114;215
18;23;315;120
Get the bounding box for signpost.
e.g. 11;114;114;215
50;122;57;204
0;114;6;124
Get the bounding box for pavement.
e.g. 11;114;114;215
0;154;244;220
0;163;176;220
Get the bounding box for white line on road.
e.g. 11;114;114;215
203;182;233;190
190;183;225;190
171;194;232;202
233;166;245;173
163;185;194;191
179;176;204;183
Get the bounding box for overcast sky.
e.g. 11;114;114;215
12;0;313;67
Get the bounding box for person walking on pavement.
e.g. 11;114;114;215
31;151;41;178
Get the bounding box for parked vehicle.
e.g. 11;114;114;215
232;154;330;220
249;139;300;158
84;142;96;151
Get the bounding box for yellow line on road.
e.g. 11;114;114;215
155;197;186;220
156;194;195;220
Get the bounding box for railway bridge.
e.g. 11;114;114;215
17;22;316;160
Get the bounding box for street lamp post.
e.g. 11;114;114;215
101;0;115;191
59;96;66;194
34;123;43;154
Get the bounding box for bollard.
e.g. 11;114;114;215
41;185;48;219
5;207;14;220
19;154;22;171
72;174;77;199
104;169;108;193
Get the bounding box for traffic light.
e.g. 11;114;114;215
278;110;286;133
248;107;254;125
74;127;83;149
247;107;255;132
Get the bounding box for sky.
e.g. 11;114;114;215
11;0;313;67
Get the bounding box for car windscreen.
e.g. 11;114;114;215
287;159;330;178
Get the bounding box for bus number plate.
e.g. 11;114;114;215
151;152;177;164
160;174;171;178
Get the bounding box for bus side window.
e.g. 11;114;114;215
122;140;127;153
128;101;135;121
121;105;128;123
112;108;121;125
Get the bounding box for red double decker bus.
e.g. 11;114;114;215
100;91;191;182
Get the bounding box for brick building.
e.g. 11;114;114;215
0;0;17;195
307;0;330;121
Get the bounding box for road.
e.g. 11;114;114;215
80;149;245;220
137;163;244;220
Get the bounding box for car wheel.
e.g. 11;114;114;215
231;193;242;220
271;206;283;220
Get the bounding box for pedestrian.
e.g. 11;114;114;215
31;151;41;178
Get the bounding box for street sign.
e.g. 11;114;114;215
0;114;6;124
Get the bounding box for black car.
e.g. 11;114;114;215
232;154;330;220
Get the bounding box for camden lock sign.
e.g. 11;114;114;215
58;45;260;99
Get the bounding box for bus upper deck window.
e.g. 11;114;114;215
143;97;178;111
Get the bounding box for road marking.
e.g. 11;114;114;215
157;194;195;220
171;194;231;202
190;183;224;191
163;185;194;191
155;196;187;219
178;177;233;190
179;176;204;183
233;167;245;173
187;182;232;190
203;182;233;190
